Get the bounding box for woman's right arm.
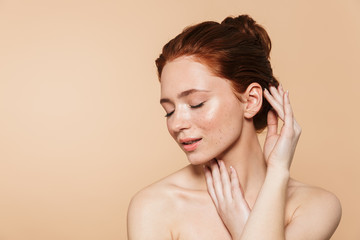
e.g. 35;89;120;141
127;189;173;240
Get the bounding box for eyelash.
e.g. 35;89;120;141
164;102;205;118
164;111;174;118
191;102;204;109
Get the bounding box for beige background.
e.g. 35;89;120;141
0;0;359;239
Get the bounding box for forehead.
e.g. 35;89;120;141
160;56;231;97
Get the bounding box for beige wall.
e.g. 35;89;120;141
0;0;359;239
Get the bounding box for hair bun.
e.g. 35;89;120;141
221;15;271;59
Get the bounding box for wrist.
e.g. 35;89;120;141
266;165;290;180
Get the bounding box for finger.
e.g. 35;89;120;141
230;167;251;212
266;109;278;138
264;88;284;120
281;89;301;137
269;85;284;106
230;167;251;214
229;166;244;200
278;83;285;96
282;91;294;135
204;165;219;208
218;160;232;200
210;159;224;203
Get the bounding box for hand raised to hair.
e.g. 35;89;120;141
203;85;301;240
263;85;302;170
204;159;250;239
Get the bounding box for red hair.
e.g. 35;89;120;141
155;15;279;131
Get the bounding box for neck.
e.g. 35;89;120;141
194;121;267;208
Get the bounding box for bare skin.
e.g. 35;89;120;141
127;56;341;240
128;165;331;239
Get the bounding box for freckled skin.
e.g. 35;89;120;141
129;55;341;240
160;56;245;165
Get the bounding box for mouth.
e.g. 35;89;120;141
179;138;202;152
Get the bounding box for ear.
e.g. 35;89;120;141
243;83;263;119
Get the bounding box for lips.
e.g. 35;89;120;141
179;138;202;151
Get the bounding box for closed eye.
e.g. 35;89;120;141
164;110;174;118
190;102;205;108
164;102;205;118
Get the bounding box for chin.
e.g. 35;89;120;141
185;152;216;165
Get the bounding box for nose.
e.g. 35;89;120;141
169;109;191;133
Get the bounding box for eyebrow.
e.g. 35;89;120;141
160;89;210;104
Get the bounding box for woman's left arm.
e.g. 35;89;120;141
204;85;341;240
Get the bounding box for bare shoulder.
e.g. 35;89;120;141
127;165;193;240
287;178;342;216
285;178;342;239
128;165;194;213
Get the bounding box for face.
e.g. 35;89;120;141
160;56;246;165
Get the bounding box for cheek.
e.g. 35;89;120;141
201;104;235;136
195;103;220;130
166;120;176;139
200;102;243;144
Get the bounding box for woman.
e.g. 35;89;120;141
127;15;341;239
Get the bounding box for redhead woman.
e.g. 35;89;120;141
127;15;341;240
